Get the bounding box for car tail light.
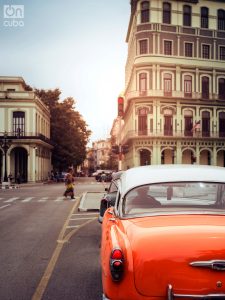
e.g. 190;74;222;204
110;248;124;281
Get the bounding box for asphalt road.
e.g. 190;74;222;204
0;178;106;300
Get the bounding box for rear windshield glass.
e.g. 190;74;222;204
122;182;225;215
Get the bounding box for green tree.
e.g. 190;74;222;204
35;89;91;171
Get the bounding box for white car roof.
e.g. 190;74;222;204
120;165;225;195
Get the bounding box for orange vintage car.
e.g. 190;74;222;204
100;165;225;300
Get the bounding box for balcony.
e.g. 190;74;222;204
0;132;54;146
122;129;225;143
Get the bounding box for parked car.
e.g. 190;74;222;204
100;165;225;300
98;171;123;223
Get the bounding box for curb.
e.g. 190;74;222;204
0;184;19;189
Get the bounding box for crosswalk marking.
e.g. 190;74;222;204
0;204;11;210
55;196;64;202
38;197;48;202
22;197;34;203
4;197;19;203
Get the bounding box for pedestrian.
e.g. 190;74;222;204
63;167;75;199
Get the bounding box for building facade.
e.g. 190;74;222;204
92;139;111;170
120;0;225;169
0;76;53;183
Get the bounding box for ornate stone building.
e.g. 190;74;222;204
120;0;225;169
0;76;53;183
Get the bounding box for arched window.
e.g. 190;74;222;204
202;76;209;99
219;78;225;100
201;7;208;28
139;73;147;93
163;2;171;24
183;5;191;27
13;111;25;136
141;1;149;23
164;73;172;96
184;75;192;97
218;9;225;31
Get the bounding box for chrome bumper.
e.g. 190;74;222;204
168;284;225;299
102;293;110;300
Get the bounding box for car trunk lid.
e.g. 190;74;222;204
126;215;225;297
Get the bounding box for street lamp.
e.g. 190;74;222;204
0;131;12;182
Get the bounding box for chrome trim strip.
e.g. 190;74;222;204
190;260;225;271
167;284;225;299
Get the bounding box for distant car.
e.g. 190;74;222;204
100;165;225;300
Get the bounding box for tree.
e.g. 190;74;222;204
35;89;91;171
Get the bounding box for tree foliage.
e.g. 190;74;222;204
35;88;91;171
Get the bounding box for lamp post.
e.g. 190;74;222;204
0;132;12;182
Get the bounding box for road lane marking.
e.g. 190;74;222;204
31;195;81;300
0;204;11;210
72;212;98;216
38;197;48;202
22;197;34;203
66;225;80;228
70;217;95;220
4;197;19;203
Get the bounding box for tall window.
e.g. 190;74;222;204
13;111;25;136
219;78;225;100
164;73;172;96
219;112;225;137
218;9;225;31
185;43;193;57
163;2;171;24
183;5;191;27
164;40;172;55
201;7;208;28
220;46;225;60
164;109;173;136
141;1;149;23
202;76;209;99
138;108;148;135
202;111;210;137
184;110;193;137
139;39;148;54
202;44;210;59
139;73;147;93
184;75;192;97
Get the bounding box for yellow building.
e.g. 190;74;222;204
120;0;225;169
0;76;53;183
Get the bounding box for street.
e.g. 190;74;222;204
0;177;107;300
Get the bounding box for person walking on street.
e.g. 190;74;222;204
63;167;75;199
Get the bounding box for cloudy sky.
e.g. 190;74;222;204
0;0;130;143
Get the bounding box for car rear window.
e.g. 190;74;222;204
122;182;225;215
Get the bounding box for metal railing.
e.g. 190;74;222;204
0;132;54;146
121;130;225;142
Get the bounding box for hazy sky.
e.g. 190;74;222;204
0;0;130;143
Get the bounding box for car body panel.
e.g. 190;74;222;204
100;165;225;300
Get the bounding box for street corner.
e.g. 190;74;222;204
78;191;105;212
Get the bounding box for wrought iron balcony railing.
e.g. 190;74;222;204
0;132;54;146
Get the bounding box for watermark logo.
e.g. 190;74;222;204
3;5;24;27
